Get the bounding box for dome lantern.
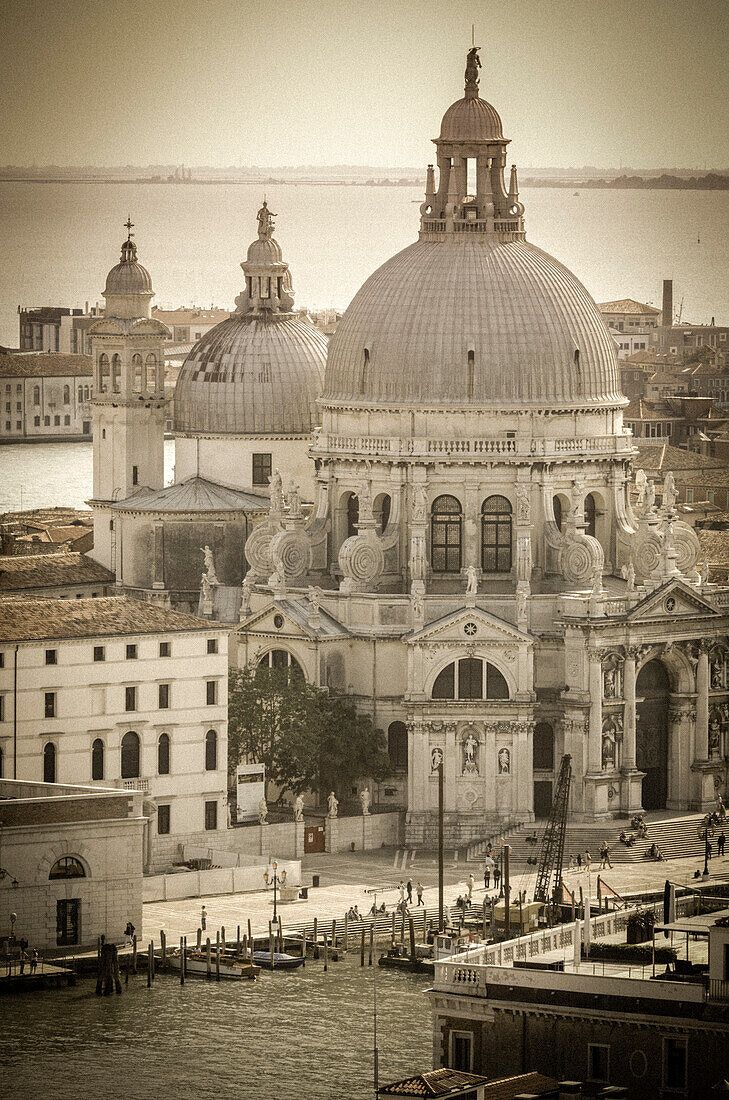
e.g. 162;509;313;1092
102;217;154;320
234;200;295;316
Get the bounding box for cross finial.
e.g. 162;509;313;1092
124;216;134;240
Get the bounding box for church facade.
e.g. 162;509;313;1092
235;50;729;841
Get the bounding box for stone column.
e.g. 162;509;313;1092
623;648;637;770
696;643;710;762
445;723;457;813
587;651;603;774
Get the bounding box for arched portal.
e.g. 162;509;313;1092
636;659;670;810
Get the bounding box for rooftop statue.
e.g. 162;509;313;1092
465;46;481;90
257;200;276;239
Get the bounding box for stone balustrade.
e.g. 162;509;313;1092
313;433;634;461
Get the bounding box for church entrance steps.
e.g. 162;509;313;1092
466;812;714;866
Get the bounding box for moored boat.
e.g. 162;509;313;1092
166;950;260;980
252;950;305;970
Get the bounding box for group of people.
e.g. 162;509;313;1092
397;879;425;910
16;939;38;974
346;905;364;921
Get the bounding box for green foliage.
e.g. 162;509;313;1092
227;664;392;803
584;941;677;965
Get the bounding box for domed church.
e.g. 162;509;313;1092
88;209;326;611
237;49;729;837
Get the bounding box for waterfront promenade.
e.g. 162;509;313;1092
140;847;729;943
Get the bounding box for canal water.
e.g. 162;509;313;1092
0;956;432;1099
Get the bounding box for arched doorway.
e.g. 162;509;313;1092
636;659;670;810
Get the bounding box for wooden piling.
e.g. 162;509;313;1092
215;932;221;981
242;933;248;961
400;908;406;943
237;925;241;954
278;915;283;952
180;937;185;985
360;927;365;966
206;938;211;980
247;918;252;945
160;930;166;968
221;926;226;954
269;925;275;971
132;934;138;973
369;922;374;966
323;933;328;972
183;936;187;982
391;911;396;946
147;941;153;987
301;927;306;964
313;917;320;959
344;912;349;955
197;927;202;950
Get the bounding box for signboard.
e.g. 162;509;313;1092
236;763;265;822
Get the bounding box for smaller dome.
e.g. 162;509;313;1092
439;95;503;142
247;236;283;264
104;238;153;296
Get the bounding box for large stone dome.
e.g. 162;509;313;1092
439;95;503;142
103;238;153;296
174;314;326;435
322;236;623;408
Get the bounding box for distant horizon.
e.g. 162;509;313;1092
2;163;728;176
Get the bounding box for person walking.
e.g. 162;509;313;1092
406;879;413;904
466;873;475;904
493;863;501;890
416;881;424;906
30;949;38;974
398;881;406;904
201;905;207;932
719;831;726;857
483;861;491;889
600;842;612;870
585;851;592;872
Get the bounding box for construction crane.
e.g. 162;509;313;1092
533;754;572;904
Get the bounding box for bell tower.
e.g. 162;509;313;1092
87;220;170;571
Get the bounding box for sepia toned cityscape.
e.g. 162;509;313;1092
1;1;729;1097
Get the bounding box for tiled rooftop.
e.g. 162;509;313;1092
634;443;726;471
0;552;114;592
0;352;93;378
0;595;221;642
598;298;661;315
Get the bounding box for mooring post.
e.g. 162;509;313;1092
247;918;252;945
313;917;319;959
132;934;138;973
242;933;248;961
391;911;396;946
323;933;328;972
237;925;241;954
180;937;184;985
301;926;306;963
160;930;166;968
206;938;211;980
215;932;221;981
147;942;152;987
369;923;374;966
409;916;416;969
344;912;349;954
197;927;202;950
278;915;283;952
221;926;226;954
360;927;365;966
269;923;275;970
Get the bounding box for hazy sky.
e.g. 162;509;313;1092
2;0;728;168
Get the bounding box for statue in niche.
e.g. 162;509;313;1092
257;200;276;239
602;725;616;770
604;668;617;699
709;715;722;758
269;468;284;514
462;731;479;775
200;545;218;584
516;584;529;620
409;535;425;581
622;561;636;592
711;657;724;690
431;746;444;773
465;566;479;595
358;479;373;519
412;486;428;524
516;484;530;524
411;588;424;618
497;747;511;775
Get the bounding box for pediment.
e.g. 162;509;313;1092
237;597;348;641
408;605;531;646
129;318;170;337
87;318;125;336
628;578;720;622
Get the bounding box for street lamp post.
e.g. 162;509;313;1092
264;860;286;923
698;821;715;878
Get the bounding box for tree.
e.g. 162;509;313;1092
228;664;392;804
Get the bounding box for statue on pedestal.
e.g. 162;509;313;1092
294;794;304;822
200;545;218;584
258;796;268;825
359;788;371;816
327;791;339;818
465;566;479;595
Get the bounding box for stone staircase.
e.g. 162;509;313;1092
467;812;713;866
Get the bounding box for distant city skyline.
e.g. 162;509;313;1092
2;0;728;169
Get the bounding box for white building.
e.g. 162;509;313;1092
0;595;229;872
235;49;729;841
0;351;93;442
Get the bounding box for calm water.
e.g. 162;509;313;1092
0;958;431;1100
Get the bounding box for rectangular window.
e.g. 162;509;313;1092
159;683;170;709
252;452;272;486
54;415;60;426
64;415;70;426
159;641;170;657
44;416;50;426
708;491;715;503
158;804;171;835
56;898;80;946
663;1037;687;1091
204;800;218;831
0;653;4;668
206;680;217;706
93;645;105;662
45;649;57;665
126;644;137;660
207;638;218;654
15;421;21;431
83;421;90;434
449;1031;473;1073
125;686;137;712
132;465;139;485
34;416;40;427
45;692;56;718
458;657;483;700
0;696;4;722
588;1044;610;1083
686;489;694;503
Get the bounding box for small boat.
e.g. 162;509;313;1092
252;950;305;970
166;950;259;980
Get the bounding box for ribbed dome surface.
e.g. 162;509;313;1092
104;260;153;295
323;238;623;408
174;314;326;434
247;236;283;264
439;96;503;141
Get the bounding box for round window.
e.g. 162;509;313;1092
665;596;676;612
273;613;284;629
629;1050;647;1078
464;622;477;636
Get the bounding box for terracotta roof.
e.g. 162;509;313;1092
624;398;680;420
0;352;92;378
110;477;269;514
635;443;726;471
15;525;91;545
0;595;221;643
598;299;661;315
378;1071;557;1097
624;350;683;367
698;530;729;584
0;552;114;592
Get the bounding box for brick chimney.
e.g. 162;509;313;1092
662;279;673;327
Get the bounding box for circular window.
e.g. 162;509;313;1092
273;613;284;629
464;622;477;636
665;596;676;612
629;1050;647;1078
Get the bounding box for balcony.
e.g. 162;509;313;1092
121;778;150;792
312;432;635;462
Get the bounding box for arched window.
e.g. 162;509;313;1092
533;722;554;770
121;731;140;779
78;385;83;403
63;385;70;404
33;385;40;406
584;494;596;537
431;659;510;700
387;721;408;771
481;496;512;573
146;353;157;391
91;738;104;781
84;385;90;401
431;495;462;573
257;650;303;677
553;496;563;532
99;353;109;393
205;729;217;771
49;856;85;880
43;741;56;783
360;348;370;395
158;732;170;775
111;354;122;393
132;353;143;392
375;494;391;534
347;494;359;539
467;349;475;399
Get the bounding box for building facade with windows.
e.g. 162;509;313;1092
0;596;228;872
0;351;93;443
234;51;729;840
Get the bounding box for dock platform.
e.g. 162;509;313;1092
0;961;76;993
